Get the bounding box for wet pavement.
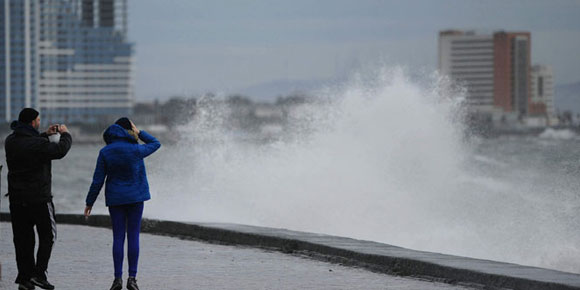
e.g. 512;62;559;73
0;223;474;289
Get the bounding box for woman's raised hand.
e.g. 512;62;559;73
130;121;140;135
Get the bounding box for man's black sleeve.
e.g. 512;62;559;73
32;132;73;160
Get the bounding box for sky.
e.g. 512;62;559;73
129;0;580;101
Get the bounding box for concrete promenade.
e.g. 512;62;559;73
0;223;472;289
2;213;580;289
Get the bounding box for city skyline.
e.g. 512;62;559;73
130;0;580;100
438;29;560;127
1;0;133;123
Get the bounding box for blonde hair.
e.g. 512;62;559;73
127;129;139;142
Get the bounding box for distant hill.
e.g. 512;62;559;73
555;81;580;114
238;78;338;102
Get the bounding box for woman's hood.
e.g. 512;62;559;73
103;124;137;144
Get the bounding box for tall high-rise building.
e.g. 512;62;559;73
1;0;133;124
493;31;531;115
439;30;532;117
0;0;39;121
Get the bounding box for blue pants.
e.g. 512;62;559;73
109;202;144;278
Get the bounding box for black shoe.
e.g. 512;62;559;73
18;281;36;290
30;277;54;290
109;278;122;290
127;277;140;290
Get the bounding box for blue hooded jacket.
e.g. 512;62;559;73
86;124;161;207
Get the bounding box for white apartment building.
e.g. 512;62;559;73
531;65;557;125
438;30;495;112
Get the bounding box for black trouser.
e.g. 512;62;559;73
9;201;57;284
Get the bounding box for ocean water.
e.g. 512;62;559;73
1;67;580;274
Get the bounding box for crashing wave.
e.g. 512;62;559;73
538;128;577;140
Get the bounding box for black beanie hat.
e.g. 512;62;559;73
115;117;132;130
18;108;39;124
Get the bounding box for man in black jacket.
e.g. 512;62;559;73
5;108;72;290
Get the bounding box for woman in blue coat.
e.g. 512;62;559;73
84;118;161;290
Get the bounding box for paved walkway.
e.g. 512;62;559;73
0;223;473;289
